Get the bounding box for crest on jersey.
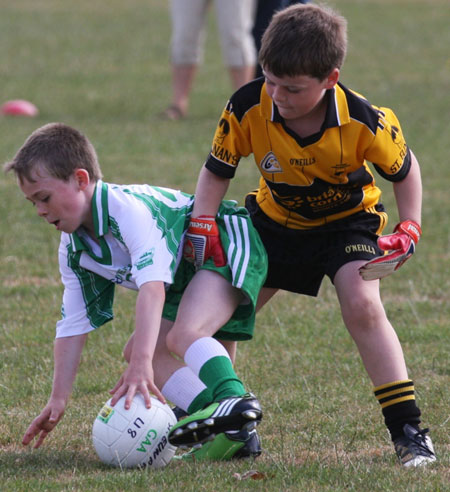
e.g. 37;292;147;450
330;162;350;180
260;152;282;173
214;118;230;145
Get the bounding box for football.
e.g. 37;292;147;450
92;394;177;468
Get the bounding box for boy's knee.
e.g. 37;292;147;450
342;295;386;326
166;321;205;359
165;326;182;357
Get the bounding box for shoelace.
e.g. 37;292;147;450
404;427;435;458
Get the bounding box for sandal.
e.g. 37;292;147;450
159;105;186;120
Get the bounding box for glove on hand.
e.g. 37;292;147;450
183;215;226;269
359;220;421;281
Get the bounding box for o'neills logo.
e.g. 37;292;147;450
345;244;376;254
290;157;315;166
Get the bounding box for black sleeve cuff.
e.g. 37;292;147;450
205;153;237;179
373;147;411;183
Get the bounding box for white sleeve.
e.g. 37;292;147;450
55;239;97;339
115;200;179;288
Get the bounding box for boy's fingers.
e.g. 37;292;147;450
109;376;124;395
110;384;127;406
22;428;36;446
22;417;42;445
124;385;137;410
150;384;166;406
22;421;48;447
140;386;152;409
34;431;48;449
49;410;60;424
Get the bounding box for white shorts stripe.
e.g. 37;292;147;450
236;217;250;288
224;215;251;289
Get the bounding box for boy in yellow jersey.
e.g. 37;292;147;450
182;3;436;466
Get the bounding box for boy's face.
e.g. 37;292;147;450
263;69;339;122
19;166;93;234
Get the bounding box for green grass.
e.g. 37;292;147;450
1;0;449;490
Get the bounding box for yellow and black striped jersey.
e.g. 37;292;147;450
205;79;411;229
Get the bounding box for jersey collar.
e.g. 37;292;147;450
69;180;110;253
261;81;351;129
91;180;109;237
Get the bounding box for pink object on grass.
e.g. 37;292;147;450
1;99;39;117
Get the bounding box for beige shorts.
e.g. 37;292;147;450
170;0;256;67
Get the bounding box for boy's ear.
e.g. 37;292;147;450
74;168;90;190
325;68;340;89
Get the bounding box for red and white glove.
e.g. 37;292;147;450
183;215;226;269
359;220;421;281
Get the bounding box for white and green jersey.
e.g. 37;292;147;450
56;181;268;341
56;181;193;338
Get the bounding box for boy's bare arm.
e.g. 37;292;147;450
110;281;166;410
22;334;88;448
192;166;231;217
393;150;422;225
184;166;231;267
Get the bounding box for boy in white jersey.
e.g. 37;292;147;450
5;123;267;460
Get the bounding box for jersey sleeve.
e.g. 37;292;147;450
55;239;115;338
205;99;254;179
366;106;411;182
111;192;183;288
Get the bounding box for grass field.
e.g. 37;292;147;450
1;0;449;490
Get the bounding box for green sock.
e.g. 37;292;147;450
198;355;246;402
187;388;213;414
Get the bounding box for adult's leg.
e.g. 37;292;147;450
215;0;257;89
166;0;208;117
252;0;281;77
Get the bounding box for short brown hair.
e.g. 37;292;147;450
4;123;102;183
259;3;347;80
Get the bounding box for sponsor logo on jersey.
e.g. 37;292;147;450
136;249;154;271
305;187;352;212
260;152;282;173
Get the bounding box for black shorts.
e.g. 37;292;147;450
245;194;386;297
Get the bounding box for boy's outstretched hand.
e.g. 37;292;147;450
22;399;66;448
359;220;421;280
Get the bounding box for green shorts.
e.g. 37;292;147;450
162;201;268;341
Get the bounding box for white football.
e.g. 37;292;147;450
92;394;177;468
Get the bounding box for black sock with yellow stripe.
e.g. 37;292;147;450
374;379;421;441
